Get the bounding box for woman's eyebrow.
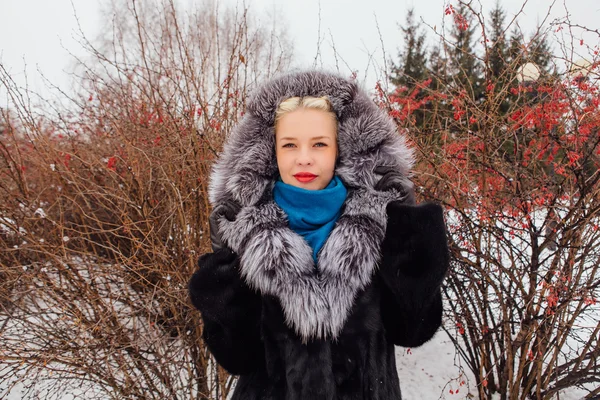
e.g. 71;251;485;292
278;136;333;141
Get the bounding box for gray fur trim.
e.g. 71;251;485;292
208;70;415;341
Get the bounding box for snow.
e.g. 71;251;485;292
0;216;17;236
396;328;595;400
1;322;594;399
397;330;476;399
1;219;597;399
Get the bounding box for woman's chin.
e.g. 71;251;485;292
289;180;322;191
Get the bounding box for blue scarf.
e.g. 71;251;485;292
273;176;348;263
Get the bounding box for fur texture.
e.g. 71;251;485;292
208;70;415;341
188;202;450;399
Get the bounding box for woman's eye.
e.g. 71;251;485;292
314;142;327;147
282;143;295;148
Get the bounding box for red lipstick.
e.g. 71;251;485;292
294;172;317;183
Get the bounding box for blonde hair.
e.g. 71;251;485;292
275;96;337;128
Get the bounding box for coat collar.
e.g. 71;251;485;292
208;71;414;341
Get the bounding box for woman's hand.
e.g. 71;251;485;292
380;202;449;280
209;199;242;252
374;166;415;204
189;248;239;314
188;247;264;374
378;201;449;346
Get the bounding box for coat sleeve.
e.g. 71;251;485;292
188;248;264;375
378;202;449;347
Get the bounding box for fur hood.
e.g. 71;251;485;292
208;70;414;342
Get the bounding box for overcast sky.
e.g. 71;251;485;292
1;0;598;102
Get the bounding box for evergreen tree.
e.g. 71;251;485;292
488;2;508;80
447;2;483;99
528;29;553;73
508;27;526;66
486;2;511;114
506;26;527;106
429;41;448;92
425;41;450;131
507;27;553;80
390;8;428;90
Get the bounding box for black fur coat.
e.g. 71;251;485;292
188;71;449;399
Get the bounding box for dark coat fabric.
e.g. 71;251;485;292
188;71;450;399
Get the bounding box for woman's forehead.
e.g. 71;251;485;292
275;109;337;136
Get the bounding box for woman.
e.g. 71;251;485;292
189;70;449;399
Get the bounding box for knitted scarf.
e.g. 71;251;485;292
273;176;348;263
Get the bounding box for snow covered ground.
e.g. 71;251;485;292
396;329;592;400
1;328;592;399
1;220;594;399
4;331;468;399
396;330;472;399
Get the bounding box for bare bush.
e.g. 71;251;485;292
0;0;292;398
381;2;600;398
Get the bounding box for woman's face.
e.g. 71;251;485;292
275;108;338;190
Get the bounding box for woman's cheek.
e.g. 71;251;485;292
327;148;338;171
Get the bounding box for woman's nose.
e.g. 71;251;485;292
296;149;313;165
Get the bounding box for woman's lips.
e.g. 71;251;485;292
294;173;317;183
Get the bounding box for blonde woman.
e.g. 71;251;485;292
189;71;449;399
